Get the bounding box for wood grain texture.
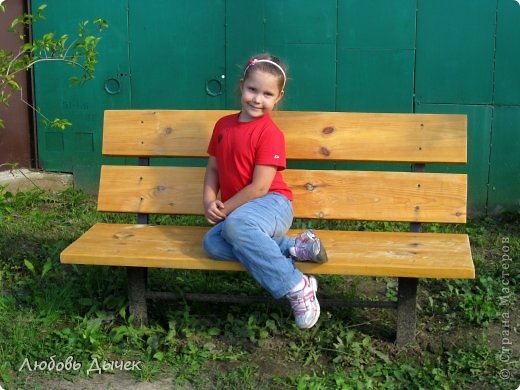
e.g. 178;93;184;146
60;223;475;279
70;110;473;281
102;110;467;163
98;165;467;223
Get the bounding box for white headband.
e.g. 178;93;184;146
244;58;287;90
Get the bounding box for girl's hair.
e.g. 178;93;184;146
242;53;288;92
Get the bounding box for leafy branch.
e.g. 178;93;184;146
0;3;108;129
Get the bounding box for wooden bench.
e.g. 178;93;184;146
60;110;475;344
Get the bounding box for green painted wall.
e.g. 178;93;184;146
31;0;520;214
31;0;131;193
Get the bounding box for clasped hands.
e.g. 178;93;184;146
204;199;226;224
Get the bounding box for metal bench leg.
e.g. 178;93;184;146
396;277;418;344
127;267;148;326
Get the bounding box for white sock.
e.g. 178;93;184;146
290;277;306;293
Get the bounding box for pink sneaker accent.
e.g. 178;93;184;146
286;275;320;329
289;229;328;263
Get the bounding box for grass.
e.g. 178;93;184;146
0;186;519;389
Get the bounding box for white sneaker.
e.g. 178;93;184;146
289;229;328;263
286;275;320;329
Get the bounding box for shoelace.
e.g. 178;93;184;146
288;279;315;316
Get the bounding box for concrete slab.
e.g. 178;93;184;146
0;169;73;193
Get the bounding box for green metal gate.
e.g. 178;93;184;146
31;0;520;214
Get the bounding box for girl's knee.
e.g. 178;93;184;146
221;214;251;242
202;230;219;258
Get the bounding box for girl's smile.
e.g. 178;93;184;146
239;70;284;122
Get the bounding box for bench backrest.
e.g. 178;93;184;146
99;110;468;224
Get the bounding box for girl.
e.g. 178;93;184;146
202;54;327;329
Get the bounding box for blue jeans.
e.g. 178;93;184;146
202;192;302;299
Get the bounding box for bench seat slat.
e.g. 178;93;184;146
102;110;467;163
98;166;467;223
60;223;475;279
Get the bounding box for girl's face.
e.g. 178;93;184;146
239;70;284;122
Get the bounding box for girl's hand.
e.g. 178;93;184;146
205;200;226;224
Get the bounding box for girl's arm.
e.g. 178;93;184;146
203;156;226;224
222;164;277;216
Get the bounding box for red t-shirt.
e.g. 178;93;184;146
207;112;293;202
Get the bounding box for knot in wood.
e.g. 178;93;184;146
322;126;335;134
320;147;331;156
305;182;316;191
164;127;173;135
156;185;166;192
